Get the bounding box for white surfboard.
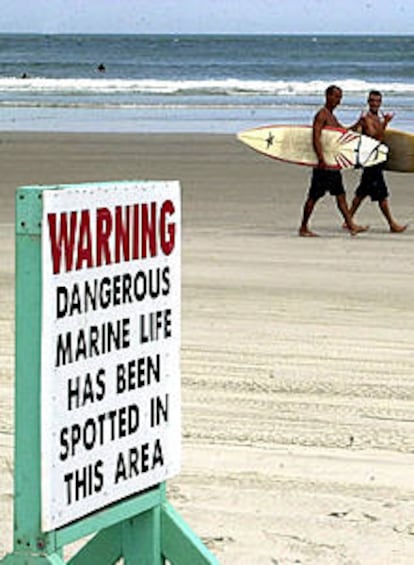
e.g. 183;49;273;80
237;125;388;170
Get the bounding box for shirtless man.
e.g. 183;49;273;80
346;90;407;233
299;85;368;237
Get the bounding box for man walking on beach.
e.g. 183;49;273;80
299;85;368;237
346;90;407;233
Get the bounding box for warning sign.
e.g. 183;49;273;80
40;181;181;530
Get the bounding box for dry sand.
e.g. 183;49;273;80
1;132;414;564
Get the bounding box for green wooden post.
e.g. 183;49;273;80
66;525;122;565
121;507;162;565
1;183;220;565
161;502;220;565
12;187;64;563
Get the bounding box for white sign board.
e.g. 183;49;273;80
40;181;181;530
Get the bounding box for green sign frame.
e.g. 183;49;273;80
0;183;219;565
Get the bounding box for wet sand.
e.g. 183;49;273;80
1;132;414;564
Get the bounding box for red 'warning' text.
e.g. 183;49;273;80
47;200;176;275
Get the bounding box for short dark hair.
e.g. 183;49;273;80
326;84;342;96
368;90;382;98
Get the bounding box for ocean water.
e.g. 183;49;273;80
0;33;413;133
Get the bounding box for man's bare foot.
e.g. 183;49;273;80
390;224;408;233
349;224;369;236
299;227;319;237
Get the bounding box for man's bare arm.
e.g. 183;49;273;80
313;110;326;167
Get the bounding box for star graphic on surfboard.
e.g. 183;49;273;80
266;132;274;148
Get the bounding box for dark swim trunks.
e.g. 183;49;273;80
308;168;345;201
355;163;389;202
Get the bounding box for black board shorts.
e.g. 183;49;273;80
308;168;345;201
355;164;389;202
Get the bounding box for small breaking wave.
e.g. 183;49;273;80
1;77;414;97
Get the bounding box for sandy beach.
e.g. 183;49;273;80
1;132;414;564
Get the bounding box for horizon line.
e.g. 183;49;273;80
0;31;412;37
